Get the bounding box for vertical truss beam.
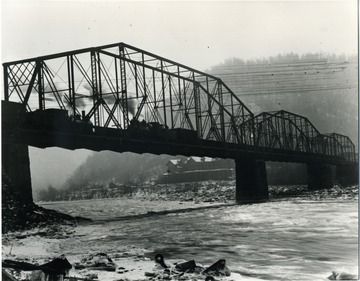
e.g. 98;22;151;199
3;64;9;102
119;46;129;128
38;61;44;110
90;50;100;126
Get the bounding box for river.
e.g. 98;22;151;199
39;197;358;280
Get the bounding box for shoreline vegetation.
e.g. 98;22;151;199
37;179;358;203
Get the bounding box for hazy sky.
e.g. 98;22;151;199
2;1;357;70
1;0;357;193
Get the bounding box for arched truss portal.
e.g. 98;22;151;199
239;110;356;162
321;133;356;162
253;112;318;152
3;42;254;144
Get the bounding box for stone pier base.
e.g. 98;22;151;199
2;143;33;203
2;101;33;204
235;158;269;203
336;164;359;186
307;163;333;190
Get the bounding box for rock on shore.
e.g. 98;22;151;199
2;169;86;234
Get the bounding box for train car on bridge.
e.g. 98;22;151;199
23;109;93;134
126;119;199;144
92;119;198;144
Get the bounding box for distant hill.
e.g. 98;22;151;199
62;152;186;191
207;53;358;146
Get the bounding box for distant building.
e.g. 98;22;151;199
167;159;183;174
157;156;234;184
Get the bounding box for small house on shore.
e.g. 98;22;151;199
157;156;234;184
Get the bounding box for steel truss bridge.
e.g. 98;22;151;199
2;42;357;165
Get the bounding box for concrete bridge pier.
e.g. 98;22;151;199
2;143;33;204
2;101;33;204
336;164;358;186
307;163;333;190
235;158;269;203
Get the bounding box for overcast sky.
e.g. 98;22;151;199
1;0;358;193
2;1;357;70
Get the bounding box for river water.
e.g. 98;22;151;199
39;197;358;280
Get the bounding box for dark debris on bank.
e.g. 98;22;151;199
2;253;233;281
2;171;82;234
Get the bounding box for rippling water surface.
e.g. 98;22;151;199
40;197;358;280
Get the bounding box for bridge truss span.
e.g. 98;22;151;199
238;110;356;163
2;43;357;164
3;42;254;145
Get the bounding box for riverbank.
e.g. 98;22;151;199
4;183;358;233
2;224;251;281
2;195;358;281
2;184;358;281
2;177;79;234
131;183;358;203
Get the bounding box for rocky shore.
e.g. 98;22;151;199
2;232;246;281
2;179;358;281
131;182;358;203
2;170;91;234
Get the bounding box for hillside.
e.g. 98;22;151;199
37;152;187;200
64;152;186;189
